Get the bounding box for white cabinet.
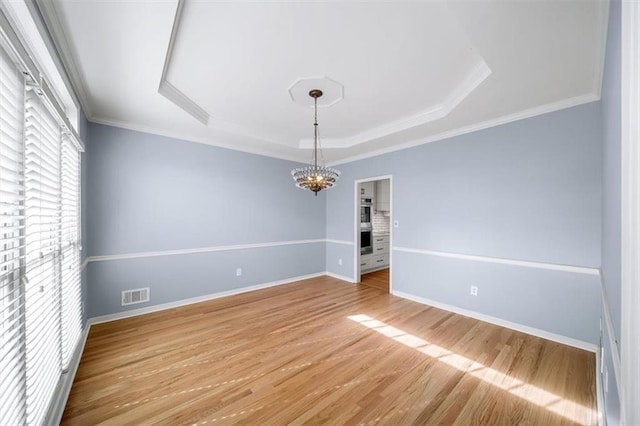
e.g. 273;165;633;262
359;181;374;198
372;254;389;268
362;235;389;272
375;179;390;212
360;254;373;270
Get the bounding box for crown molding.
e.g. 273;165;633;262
299;61;492;149
329;92;600;166
158;79;209;125
157;0;294;149
157;0;209;125
91;91;599;167
88;116;305;163
160;2;493;153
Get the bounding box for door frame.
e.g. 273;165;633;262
353;175;393;292
620;1;640;422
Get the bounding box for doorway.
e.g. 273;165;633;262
354;176;392;293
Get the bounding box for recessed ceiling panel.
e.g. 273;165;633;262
166;1;488;147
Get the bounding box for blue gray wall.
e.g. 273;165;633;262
600;0;622;422
327;102;603;345
85;123;326;318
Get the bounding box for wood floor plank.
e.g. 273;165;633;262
63;276;597;425
360;268;390;292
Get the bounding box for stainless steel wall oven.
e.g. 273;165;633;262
360;230;372;255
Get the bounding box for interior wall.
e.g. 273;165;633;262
85;123;326;318
600;0;622;422
326;102;603;345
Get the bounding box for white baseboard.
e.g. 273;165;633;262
600;274;624;404
88;272;326;325
362;265;389;274
392;290;598;353
46;324;91;425
326;271;356;283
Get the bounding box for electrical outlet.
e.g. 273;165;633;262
338;258;343;266
236;268;242;277
470;286;478;296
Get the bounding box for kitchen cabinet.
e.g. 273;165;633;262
360;181;374;198
362;234;389;272
372;254;389;268
360;254;373;270
375;179;390;212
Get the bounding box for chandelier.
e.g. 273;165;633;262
291;89;341;195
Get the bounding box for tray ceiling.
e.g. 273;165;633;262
42;0;608;164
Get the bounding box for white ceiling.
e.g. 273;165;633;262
43;0;608;164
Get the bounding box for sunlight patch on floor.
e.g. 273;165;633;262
347;314;596;425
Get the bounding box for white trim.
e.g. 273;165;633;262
300;62;491;149
87;238;326;263
158;80;209;125
326;239;353;246
601;274;623;403
354;180;360;283
80;257;89;272
158;0;209;125
88;116;304;164
389;176;394;293
353;175;394;291
328;93;599;166
46;324;91;425
620;1;640;423
22;1;81;114
88;272;325;325
34;0;93;120
593;0;610;99
393;246;599;276
88;93;598;167
596;346;606;426
157;1;295;149
326;272;356;283
392;290;597;353
361;265;388;275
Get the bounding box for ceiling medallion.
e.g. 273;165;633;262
291;89;341;196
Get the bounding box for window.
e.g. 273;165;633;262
0;32;83;425
0;38;27;426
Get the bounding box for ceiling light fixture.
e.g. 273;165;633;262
291;89;340;196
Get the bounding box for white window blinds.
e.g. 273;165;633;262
0;37;83;425
24;87;63;425
60;134;81;367
0;39;27;426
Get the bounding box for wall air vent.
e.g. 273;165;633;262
121;287;150;306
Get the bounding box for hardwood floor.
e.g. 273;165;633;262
360;268;389;292
63;276;597;425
